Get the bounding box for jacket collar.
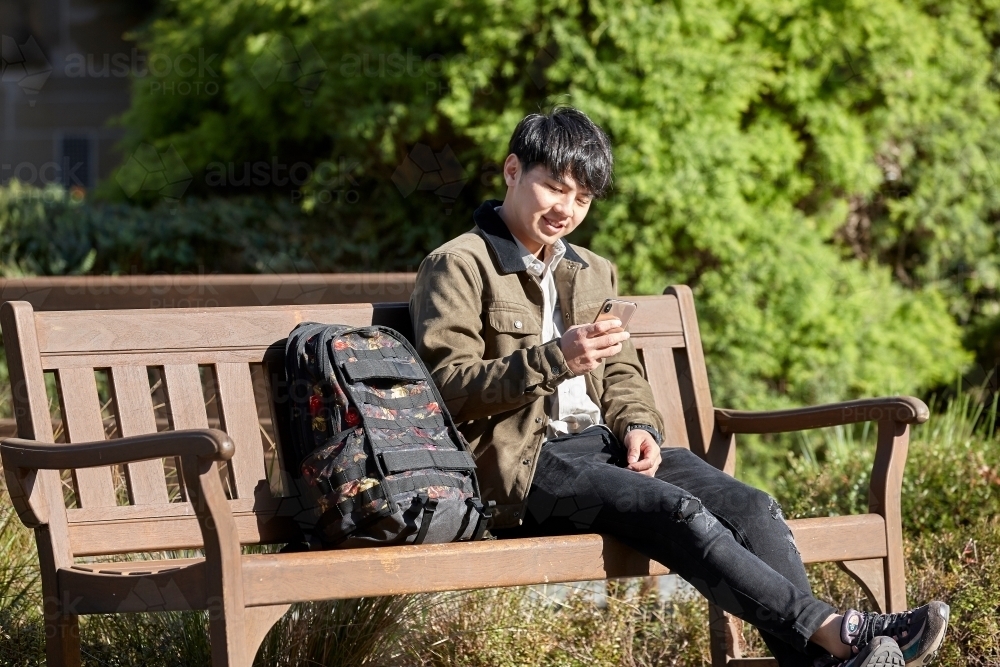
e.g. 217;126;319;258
474;199;589;275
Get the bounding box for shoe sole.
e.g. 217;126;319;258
860;638;906;667
902;602;950;667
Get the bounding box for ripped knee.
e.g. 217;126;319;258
671;495;701;523
671;495;718;532
767;496;800;555
767;496;784;521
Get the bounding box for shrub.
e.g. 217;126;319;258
0;181;325;276
394;582;712;667
0;386;997;664
102;0;987;410
774;390;1000;535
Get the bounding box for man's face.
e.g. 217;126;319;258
499;154;593;254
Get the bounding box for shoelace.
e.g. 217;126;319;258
857;611;911;646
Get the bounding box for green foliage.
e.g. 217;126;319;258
106;0;1000;407
257;597;414;667
0;388;998;664
0;180;329;276
775;389;1000;536
396;583;712;667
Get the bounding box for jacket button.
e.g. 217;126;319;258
534;417;542;424
514;320;523;329
551;365;561;373
522;459;530;465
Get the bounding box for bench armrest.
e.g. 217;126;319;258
0;429;234;528
713;398;923;611
1;428;235;471
715;396;929;435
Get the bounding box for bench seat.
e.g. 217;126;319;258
59;514;888;616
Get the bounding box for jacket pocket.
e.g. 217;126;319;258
485;306;540;357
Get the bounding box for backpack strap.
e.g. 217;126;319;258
382;471;466;497
379;449;476;474
341;358;424;383
414;492;439;544
354;390;427;410
466;498;496;541
364;414;447;430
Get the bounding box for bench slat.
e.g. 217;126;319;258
214;363;267;501
109;366;170;505
61;514;888;608
67;509;295;556
790;514;887;563
162;365;210;430
237;514;886;606
241;533;669;605
58;367;118;508
34;304;377;361
621;295;685;338
643;350;690;449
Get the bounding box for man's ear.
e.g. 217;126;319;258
502;154;521;188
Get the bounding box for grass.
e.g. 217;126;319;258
0;389;996;665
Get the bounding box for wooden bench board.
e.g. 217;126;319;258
59;513;888;615
0;273;417;311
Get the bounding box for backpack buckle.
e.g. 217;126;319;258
466;498;496;541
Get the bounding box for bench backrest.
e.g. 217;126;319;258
0;273;417;311
1;287;723;557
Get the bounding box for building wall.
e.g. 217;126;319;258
1;0;151;190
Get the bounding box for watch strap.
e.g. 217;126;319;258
626;423;662;446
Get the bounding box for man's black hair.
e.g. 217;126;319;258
508;107;613;198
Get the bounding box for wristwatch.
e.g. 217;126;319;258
625;423;662;446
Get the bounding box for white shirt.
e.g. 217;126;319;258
510;232;605;440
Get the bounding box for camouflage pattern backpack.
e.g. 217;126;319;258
283;322;493;548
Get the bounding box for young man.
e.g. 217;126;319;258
409;107;948;667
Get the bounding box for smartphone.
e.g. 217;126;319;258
593;298;638;332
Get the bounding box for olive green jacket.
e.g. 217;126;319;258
410;200;664;528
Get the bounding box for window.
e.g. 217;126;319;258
60;136;92;189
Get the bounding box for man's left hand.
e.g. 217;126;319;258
624;428;661;477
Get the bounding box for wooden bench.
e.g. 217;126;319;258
0;287;927;667
0;273;417;311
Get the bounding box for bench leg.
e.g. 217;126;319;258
709;603;742;666
44;613;81;667
246;604;292;662
869;420;909;613
38;523;81;667
838;558;887;613
208;601;249;667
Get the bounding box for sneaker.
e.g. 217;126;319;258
814;636;905;667
841;602;950;666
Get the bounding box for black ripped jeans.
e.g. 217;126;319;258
504;427;835;666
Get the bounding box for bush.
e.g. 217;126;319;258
97;0;991;410
394;582;712;667
774;390;1000;535
1;387;998;664
0;181;328;276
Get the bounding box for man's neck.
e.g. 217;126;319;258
497;204;547;259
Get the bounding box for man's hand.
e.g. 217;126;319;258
560;320;630;375
623;428;661;477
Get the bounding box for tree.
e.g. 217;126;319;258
102;0;991;419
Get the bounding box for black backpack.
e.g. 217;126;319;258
283;322;493;548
